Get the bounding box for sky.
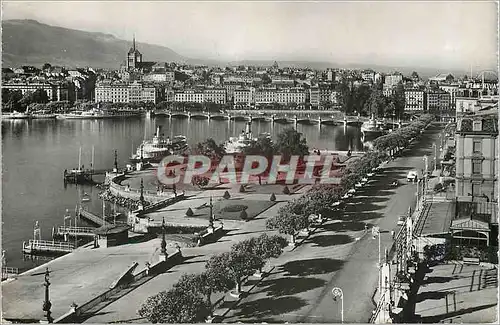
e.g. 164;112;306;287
2;1;498;71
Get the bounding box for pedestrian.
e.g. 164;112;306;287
391;230;395;240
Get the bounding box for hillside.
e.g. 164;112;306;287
1;19;187;69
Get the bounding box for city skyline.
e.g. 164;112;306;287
2;1;498;71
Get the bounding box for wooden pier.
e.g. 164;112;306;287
22;240;74;255
54;226;96;238
78;207;110;227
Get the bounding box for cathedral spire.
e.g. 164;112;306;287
133;34;136;51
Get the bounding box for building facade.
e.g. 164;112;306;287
174;90;204;103
94;81;157;103
426;91;451;112
234;88;255;106
455;112;498;204
404;90;426;111
2;81;74;102
203;88;227;104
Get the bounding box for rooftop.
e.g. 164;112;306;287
414;201;454;236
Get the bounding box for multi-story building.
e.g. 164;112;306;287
309;86;320;108
234;88;255;106
426;91;451;111
439;84;459;109
455;109;498;204
95;81;129;103
94;81;157;103
404;90;426;111
384;74;403;88
255;88;277;105
203;88;227;104
318;83;334;104
383;84;394;97
361;70;375;83
456;97;479;116
326;69;334;82
174;89;204;103
2;81;74;102
223;81;244;102
142;72;175;83
275;88;306;105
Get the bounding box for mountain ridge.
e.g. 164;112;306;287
2;19;476;78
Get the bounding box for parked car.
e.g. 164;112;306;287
397;216;406;226
407;170;418;182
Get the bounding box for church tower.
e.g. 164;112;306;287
127;35;143;70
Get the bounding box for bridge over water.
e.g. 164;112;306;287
151;109;374;126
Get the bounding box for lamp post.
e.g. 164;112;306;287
160;217;167;259
331;287;344;323
372;226;381;295
433;143;437;171
209;196;214;229
42;268;53;323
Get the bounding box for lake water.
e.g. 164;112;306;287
1;116;366;271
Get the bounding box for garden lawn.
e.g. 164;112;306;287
194;199;276;221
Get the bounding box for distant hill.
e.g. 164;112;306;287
1;19;187;69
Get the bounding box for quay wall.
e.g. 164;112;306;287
54;251;183;324
107;173;173;203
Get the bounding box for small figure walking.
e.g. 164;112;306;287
391;230;395;240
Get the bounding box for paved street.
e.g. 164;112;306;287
224;124;445;323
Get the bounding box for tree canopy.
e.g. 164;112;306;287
194;138;226;161
274;128;309;161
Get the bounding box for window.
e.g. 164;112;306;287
473;140;482;153
472;160;482;174
472;183;481;196
473;120;482;131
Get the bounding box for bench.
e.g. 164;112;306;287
463;257;480;265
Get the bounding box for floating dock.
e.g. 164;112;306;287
2;267;19;281
22;240;74;255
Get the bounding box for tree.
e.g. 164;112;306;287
138;287;210;323
391;83;405;119
206;250;263;294
242;136;275;157
274;128;309;161
2;89;23;112
173;272;232;315
363;89;385;117
266;207;309;244
42;63;52;71
194;138;226;161
252;234;287;271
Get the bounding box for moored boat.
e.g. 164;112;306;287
130;126;189;163
2;111;30;119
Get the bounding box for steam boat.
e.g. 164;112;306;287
225;122;272;154
361;115;387;138
130;126;189;163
